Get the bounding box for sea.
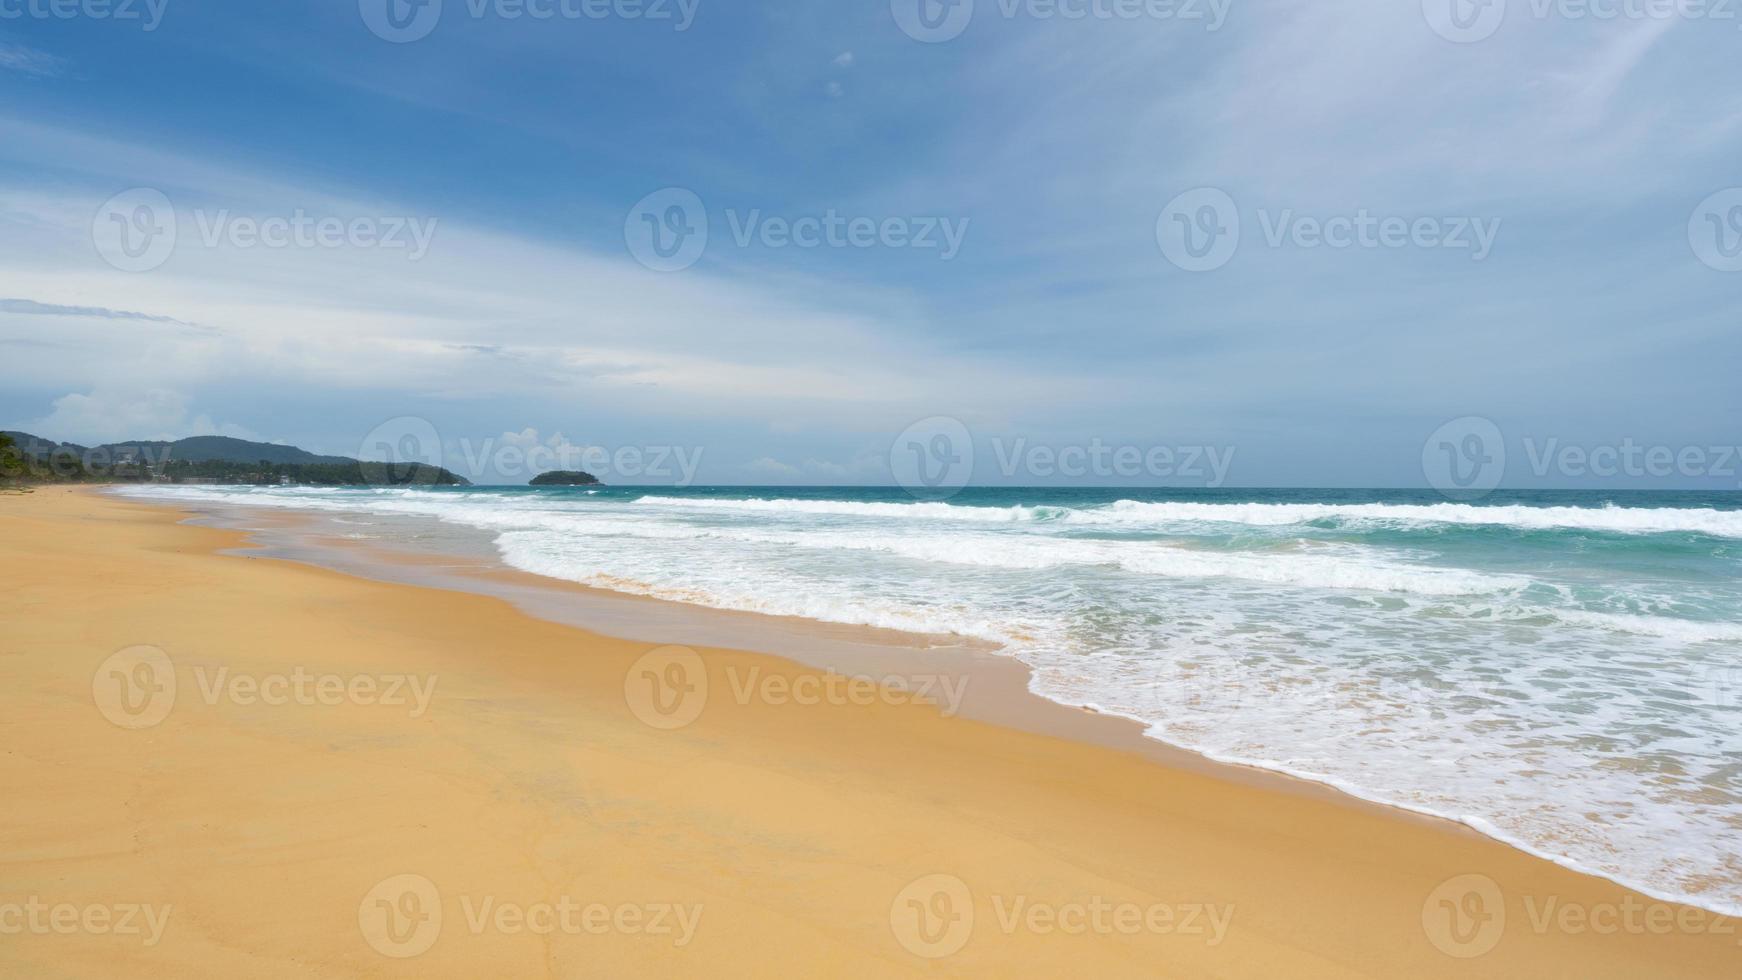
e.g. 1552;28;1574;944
116;484;1742;914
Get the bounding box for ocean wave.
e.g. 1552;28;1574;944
631;494;1742;537
525;520;1530;596
632;495;1064;522
1548;609;1742;644
1083;500;1742;537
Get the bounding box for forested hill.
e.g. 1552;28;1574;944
0;431;468;486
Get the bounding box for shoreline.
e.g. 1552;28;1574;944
126;486;1739;918
4;485;1738;976
175;498;1407;797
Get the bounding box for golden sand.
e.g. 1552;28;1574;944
1;486;1737;977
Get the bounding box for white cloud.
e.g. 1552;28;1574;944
831;51;854;68
739;452;882;484
27;387;257;444
0;115;1099;444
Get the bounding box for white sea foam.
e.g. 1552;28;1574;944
1085;499;1742;537
633;493;1742;537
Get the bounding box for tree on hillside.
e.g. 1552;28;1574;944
0;433;24;480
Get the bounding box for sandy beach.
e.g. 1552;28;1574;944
2;485;1737;978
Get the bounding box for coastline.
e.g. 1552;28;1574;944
138;486;1742;916
3;485;1738;976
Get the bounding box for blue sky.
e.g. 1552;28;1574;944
1;0;1738;486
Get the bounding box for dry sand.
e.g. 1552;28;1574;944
2;486;1738;977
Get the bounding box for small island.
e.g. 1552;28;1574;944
529;470;601;486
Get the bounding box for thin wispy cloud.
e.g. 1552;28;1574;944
0;41;65;78
0;297;207;329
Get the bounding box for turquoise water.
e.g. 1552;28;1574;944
123;485;1742;912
